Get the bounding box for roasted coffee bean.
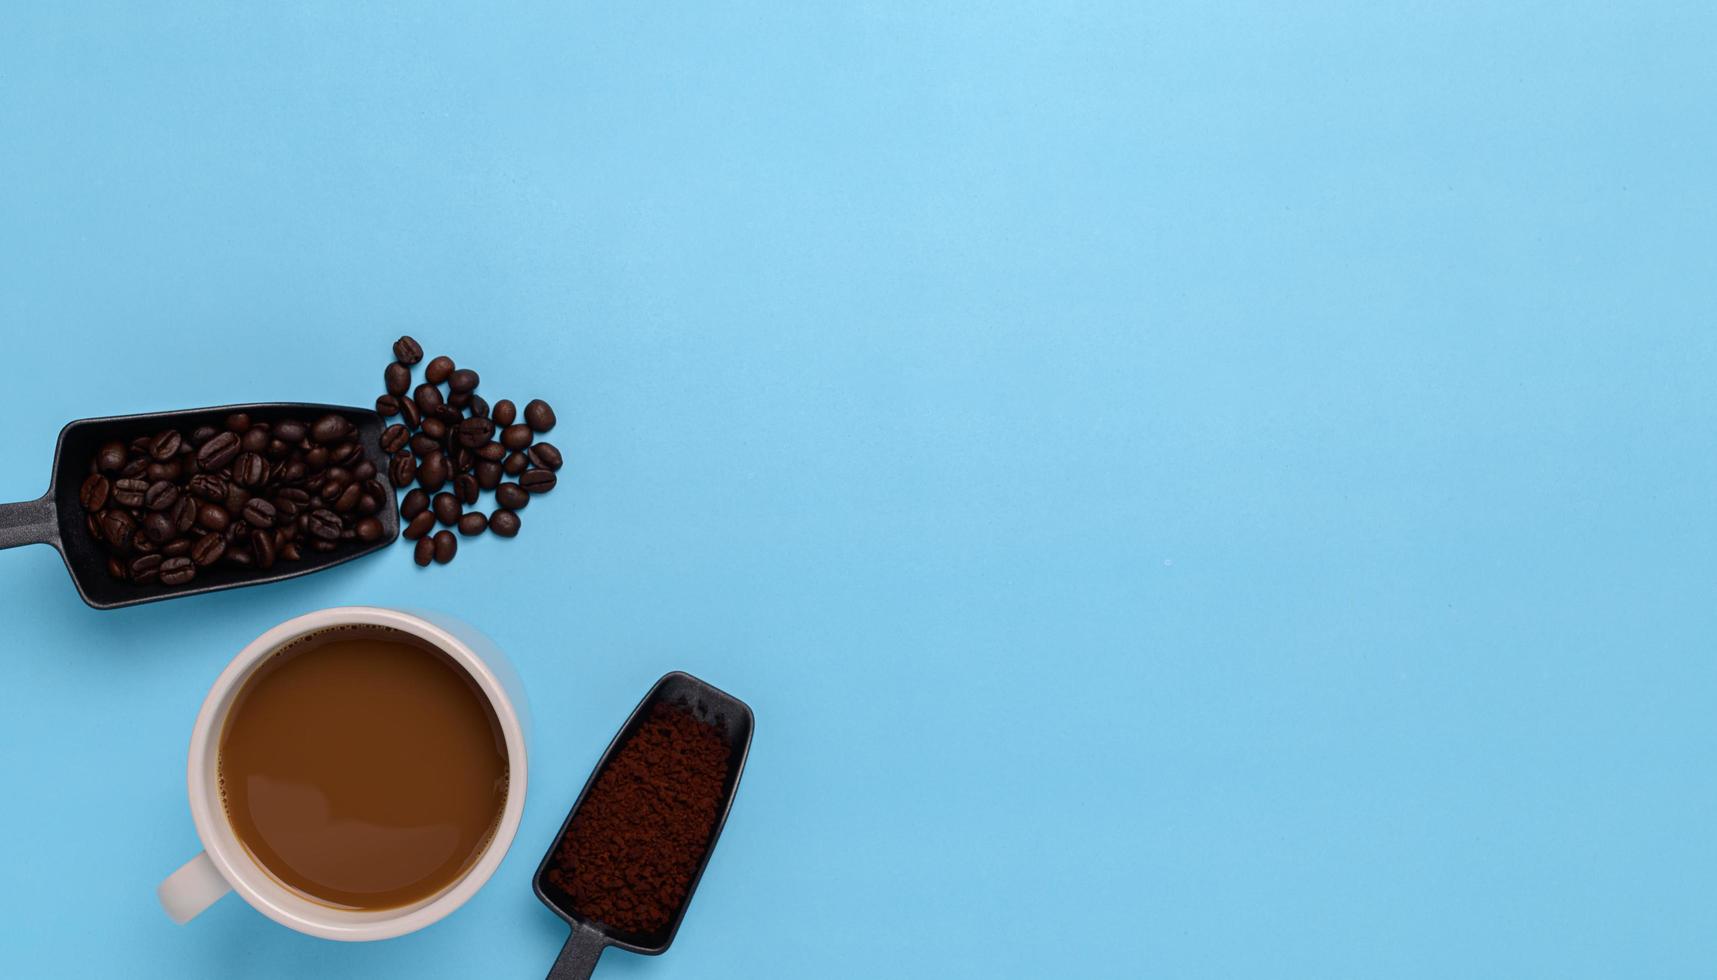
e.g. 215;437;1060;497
96;440;128;472
191;533;225;567
112;478;148;508
133;536;159;555
432;529;457;564
80;474;110;511
504;452;529;476
490;399;517;427
107;556;127;580
274;419;306;444
468;394;489;419
143;480;179;511
448;368;479;394
241;426;271;453
306;509;342;540
101;510;136;550
394;335;424;365
142;511;176;544
333;483;362;513
520;469;557;494
161;538;192;558
226;547;255;566
455;473;479;505
197;502;231;532
527;442;563;471
149;430;183;461
129;553;165;583
409;434;438;456
430;403;462;426
330;441;362;467
476;441;507;463
457;512;487;536
388;450;417;487
197;431;241;470
495;483;529;510
433;492;461;526
380;424;410;454
303;445;329;471
417;451;449;492
173;495;199;534
448;389;470;409
357;493;381;515
404;511;436;540
146;459;183;483
232;452;268;488
266;438;289;458
85;511;103;541
400;488;430;519
351;460;376;481
425;356;454;384
398;396;421;428
311;414;352;444
281;541;303;561
157;556;194;585
420;416;447;441
501;424;533;451
189;473;228;502
225;484;251;515
489;509;520;537
189;425;220;446
475;461;502;489
414;383;444;413
375;394;401;417
121;456;150;478
242;497;276;528
458;417;496;448
362;477;388;503
252;529;277;570
524;399;556;432
355;516;384;542
225;413;251;433
276;485;310;509
413;536;435;566
384;362;411;396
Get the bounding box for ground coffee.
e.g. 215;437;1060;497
547;702;730;935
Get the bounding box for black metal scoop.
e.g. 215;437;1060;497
534;671;754;980
0;402;399;609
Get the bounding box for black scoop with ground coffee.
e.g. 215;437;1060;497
533;671;754;980
0;402;398;609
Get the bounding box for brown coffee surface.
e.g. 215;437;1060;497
219;625;507;911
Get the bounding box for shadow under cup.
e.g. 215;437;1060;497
161;607;529;941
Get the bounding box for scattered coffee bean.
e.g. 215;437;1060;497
501;424;533;451
417;451;449;492
490;399;516;427
380;424;408;455
476;441;507;463
489;509;520;537
527;442;563;471
414;383;444;414
384;362;411;396
414;536;435;566
495;483;529;510
475;461;502;489
375;395;400;417
433;492;461;526
404;511;436;540
398;397;421;429
448;368;479;394
524;399;556;432
457;416;495;448
503;452;529;476
520;469;557;494
432;529;457;564
458;512;487;536
468;394;489;419
400;489;429;519
425;356;454;384
420;416;447;441
394;335;424;365
455;473;479;505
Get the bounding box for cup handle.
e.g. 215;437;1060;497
158;851;231;923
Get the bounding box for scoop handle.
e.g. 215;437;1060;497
546;924;606;980
0;493;57;551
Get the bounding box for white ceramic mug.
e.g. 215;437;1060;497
156;606;530;941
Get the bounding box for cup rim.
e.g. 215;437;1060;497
187;606;528;941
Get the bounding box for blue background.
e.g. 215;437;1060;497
2;2;1714;977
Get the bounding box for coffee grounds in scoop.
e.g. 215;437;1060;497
545;703;729;936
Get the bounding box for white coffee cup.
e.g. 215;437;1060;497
156;606;530;940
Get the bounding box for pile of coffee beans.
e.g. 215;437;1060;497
378;336;562;567
79;412;386;586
